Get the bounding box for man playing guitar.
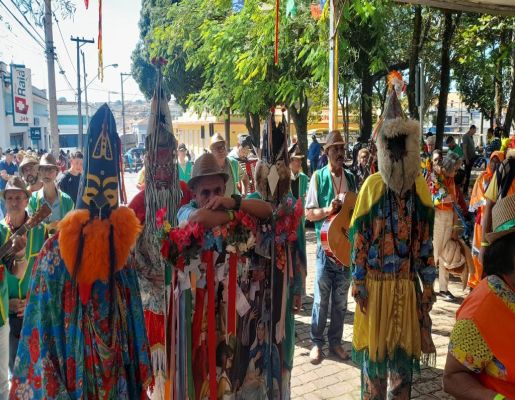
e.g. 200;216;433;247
305;130;357;365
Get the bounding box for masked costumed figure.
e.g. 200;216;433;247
10;104;152;399
128;69;183;400
349;76;437;399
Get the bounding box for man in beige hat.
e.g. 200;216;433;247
28;153;74;233
178;153;271;227
305;130;357;364
0;176;40;396
19;155;43;193
209;134;249;196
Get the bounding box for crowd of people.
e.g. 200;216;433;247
0;87;513;400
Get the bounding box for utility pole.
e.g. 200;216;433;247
43;0;59;156
82;51;89;131
120;72;131;153
71;36;94;151
328;0;339;132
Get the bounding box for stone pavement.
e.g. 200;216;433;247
292;229;463;400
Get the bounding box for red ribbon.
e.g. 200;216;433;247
274;0;280;65
227;253;238;336
205;250;217;400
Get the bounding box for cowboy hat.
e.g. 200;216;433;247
0;176;31;200
487;194;515;244
188;153;229;189
19;155;40;171
324;130;346;151
38;153;59;170
288;143;304;159
209;134;226;149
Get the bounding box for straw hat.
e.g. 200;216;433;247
324;130;346;151
188;153;229;189
0;176;31;199
39;153;59;170
487;194;515;244
209;134;226;149
19;155;40;171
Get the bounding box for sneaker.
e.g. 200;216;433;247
309;346;324;365
439;291;456;301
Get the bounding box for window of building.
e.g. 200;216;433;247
445;116;452;126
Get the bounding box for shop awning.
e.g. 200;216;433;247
396;0;515;16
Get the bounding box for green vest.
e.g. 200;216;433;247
178;161;193;183
227;157;241;195
29;189;75;222
313;166;357;244
2;220;46;302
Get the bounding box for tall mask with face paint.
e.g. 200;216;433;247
76;104;122;218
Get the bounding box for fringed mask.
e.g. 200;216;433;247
377;118;421;196
77;104;121;219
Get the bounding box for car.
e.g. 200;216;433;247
124;147;145;172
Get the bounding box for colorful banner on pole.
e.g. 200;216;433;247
10;65;32;126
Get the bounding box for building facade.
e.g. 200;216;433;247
0;61;51;150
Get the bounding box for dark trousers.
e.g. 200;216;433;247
9;314;23;373
464;156;478;194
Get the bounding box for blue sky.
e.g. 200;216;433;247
0;0;144;103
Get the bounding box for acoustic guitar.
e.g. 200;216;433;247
320;191;357;267
0;204;52;262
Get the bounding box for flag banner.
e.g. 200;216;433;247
233;0;244;12
10;65;32;126
85;0;89;9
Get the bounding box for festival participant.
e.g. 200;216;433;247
468;151;504;288
129;77;184;400
307;135;321;175
18;155;43;193
57;150;83;205
352;148;371;190
443;194;515;399
1;177;46;373
10;104;152;399
431;152;463;301
447;135;464;159
0;177;37;397
29;153;74;235
0;150;18;191
228;134;252;160
350;115;437;399
305;130;357;365
178;143;193;183
209;134;249;196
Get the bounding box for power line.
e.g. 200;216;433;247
0;0;45;49
9;0;45;44
52;11;76;74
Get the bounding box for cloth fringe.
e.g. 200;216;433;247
352;347;421;380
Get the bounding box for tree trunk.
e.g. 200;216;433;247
495;58;503;125
359;70;374;142
245;112;261;150
435;11;457;150
504;30;515;133
288;95;309;173
408;6;423;120
224;107;231;146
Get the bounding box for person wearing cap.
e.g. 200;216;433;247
0;150;18;192
228;134;252;160
307;134;321;175
57;150;84;205
177;153;272;227
305;130;357;364
0;177;46;375
28;153;74;234
10;104;152;399
443;194;515;400
0;177;40;396
210;134;249;196
19;155;43;193
178;143;193;183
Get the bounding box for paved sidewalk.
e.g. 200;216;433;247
292;229;463;399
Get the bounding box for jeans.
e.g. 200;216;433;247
309;158;319;175
310;245;351;348
0;323;9;399
464;156;478;194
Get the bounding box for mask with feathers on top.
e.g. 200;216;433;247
377;118;421;196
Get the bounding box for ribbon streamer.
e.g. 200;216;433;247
227;253;238;337
274;0;280;65
206;251;217;400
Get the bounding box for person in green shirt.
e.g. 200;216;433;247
210;134;249;196
178;143;193;183
0;177;35;391
446;135;464;159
